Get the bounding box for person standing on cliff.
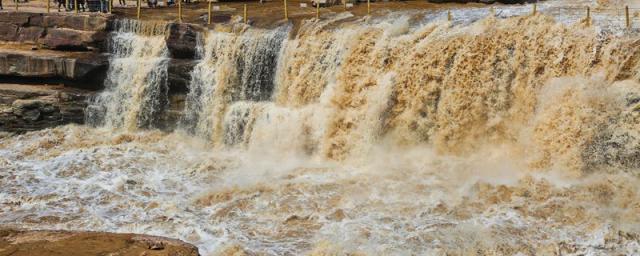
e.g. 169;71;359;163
119;0;125;6
0;0;3;10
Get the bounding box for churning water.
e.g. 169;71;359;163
3;1;640;255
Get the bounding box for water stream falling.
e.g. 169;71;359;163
181;26;289;142
3;2;640;255
86;19;170;131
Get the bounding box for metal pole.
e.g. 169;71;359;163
109;0;112;13
283;0;288;20
316;1;319;19
447;10;452;21
15;0;18;11
208;0;212;24
243;4;247;23
626;6;631;29
532;4;536;15
74;0;78;13
137;0;141;19
47;0;51;13
367;0;370;15
586;6;590;26
178;0;182;22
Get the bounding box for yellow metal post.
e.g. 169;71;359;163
207;0;212;24
283;0;288;20
47;0;51;13
447;10;452;21
178;0;182;22
316;1;319;19
243;4;247;23
15;0;18;11
367;0;370;15
626;6;631;29
137;0;141;19
74;0;78;13
109;0;112;13
532;4;536;15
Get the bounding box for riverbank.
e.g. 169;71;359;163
0;228;199;256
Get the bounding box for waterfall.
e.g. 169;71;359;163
177;13;640;171
5;6;640;256
181;26;289;142
86;19;170;131
81;12;640;172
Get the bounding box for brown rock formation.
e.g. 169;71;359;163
166;23;203;59
0;48;108;89
0;13;111;51
0;229;199;256
0;84;93;133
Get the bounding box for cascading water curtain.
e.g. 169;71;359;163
86;19;170;131
181;26;290;143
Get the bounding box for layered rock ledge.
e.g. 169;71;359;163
0;84;93;133
0;229;199;256
0;48;108;89
0;12;110;51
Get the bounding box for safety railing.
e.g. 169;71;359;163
1;0;638;29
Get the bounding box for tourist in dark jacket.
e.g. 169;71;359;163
56;0;66;11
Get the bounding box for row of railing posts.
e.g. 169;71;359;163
5;1;637;29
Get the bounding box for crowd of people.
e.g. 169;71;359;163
52;0;110;12
0;0;191;12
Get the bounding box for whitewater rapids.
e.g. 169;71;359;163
3;2;640;255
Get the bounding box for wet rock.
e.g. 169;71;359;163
168;59;197;93
148;241;165;250
166;23;202;59
0;229;199;256
11;99;57;122
0;84;93;132
20;108;41;121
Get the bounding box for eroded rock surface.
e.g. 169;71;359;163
0;84;93;133
0;229;199;256
166;23;203;59
0;48;108;88
0;13;110;51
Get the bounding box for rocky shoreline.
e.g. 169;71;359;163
0;228;199;256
